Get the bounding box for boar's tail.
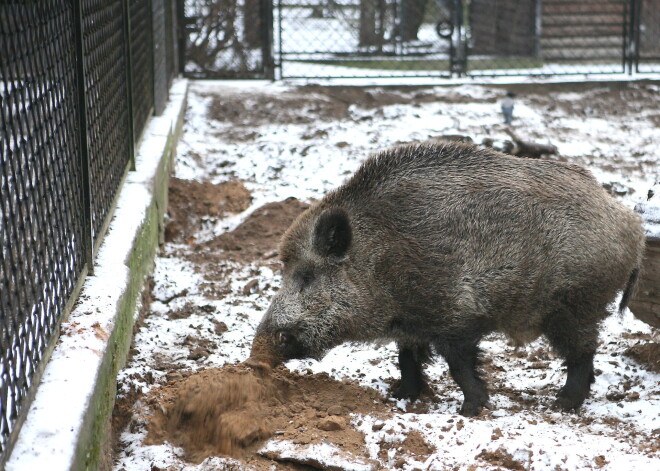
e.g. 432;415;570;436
619;267;640;314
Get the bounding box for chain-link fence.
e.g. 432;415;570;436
636;0;660;72
178;0;274;78
0;1;178;466
178;0;660;79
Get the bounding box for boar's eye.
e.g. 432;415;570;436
293;268;314;292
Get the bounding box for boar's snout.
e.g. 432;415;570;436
273;329;309;360
248;333;283;367
249;327;311;367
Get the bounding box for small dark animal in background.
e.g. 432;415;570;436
253;142;644;416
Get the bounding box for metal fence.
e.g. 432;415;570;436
178;0;660;79
178;0;274;78
0;1;178;466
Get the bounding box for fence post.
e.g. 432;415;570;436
277;0;283;79
72;0;94;273
534;0;542;58
148;0;157;116
631;0;641;74
260;0;275;80
123;0;136;170
624;0;639;75
176;0;186;75
450;0;467;76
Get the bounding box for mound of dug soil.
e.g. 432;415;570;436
145;364;389;466
165;178;252;242
202;197;310;264
624;342;660;373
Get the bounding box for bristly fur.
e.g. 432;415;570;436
255;141;646;416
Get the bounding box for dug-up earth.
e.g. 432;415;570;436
112;81;659;471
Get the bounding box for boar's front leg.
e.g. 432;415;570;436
392;344;430;401
436;339;489;417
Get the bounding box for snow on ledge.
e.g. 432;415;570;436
6;79;188;471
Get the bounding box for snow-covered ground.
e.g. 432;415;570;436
113;80;659;471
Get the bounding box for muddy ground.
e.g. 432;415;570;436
112;81;659;471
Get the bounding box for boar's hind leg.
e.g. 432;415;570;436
543;312;599;411
436;340;489;417
392;344;430;401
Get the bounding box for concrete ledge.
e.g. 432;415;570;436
6;79;188;471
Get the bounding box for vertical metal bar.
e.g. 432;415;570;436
72;0;94;274
148;0;156;116
123;0;136;170
623;0;628;73
624;0;641;75
278;0;283;79
171;0;179;76
260;0;274;80
450;0;466;76
176;0;186;75
633;0;642;73
534;0;542;59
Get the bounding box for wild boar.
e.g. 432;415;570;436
252;142;644;416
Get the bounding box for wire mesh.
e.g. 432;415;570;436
130;0;155;141
1;0;178;464
637;0;660;72
0;1;86;461
277;0;454;78
467;0;627;77
81;0;133;241
181;0;271;78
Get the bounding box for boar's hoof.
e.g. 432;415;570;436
459;395;491;417
391;379;427;401
552;391;586;412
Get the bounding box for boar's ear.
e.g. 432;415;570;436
313;207;352;259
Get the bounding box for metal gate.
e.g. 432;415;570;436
177;0;660;79
178;0;274;78
468;0;629;77
275;0;460;78
634;0;660;72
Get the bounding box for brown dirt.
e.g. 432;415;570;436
183;197;310;301
165;177;252;243
248;334;283;368
144;364;390;467
200;197;311;265
475;446;526;470
206;86;444;127
624;342;660;373
166;184;309;301
208;82;660;130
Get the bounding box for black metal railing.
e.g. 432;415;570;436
177;0;660;79
0;1;179;466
